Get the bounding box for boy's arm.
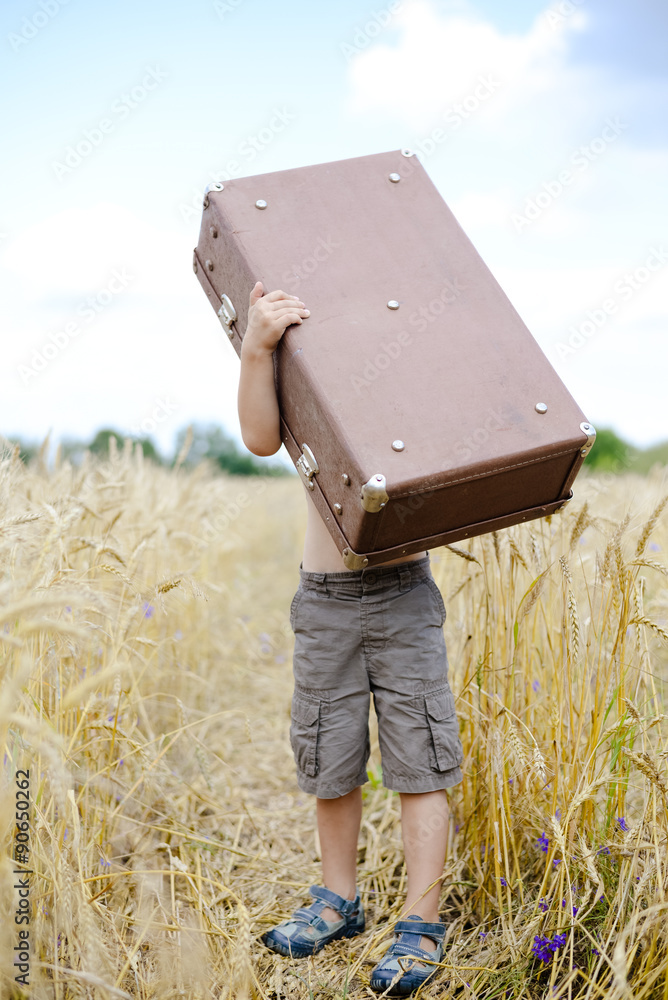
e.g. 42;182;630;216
237;281;309;456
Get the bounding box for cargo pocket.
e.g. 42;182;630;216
290;694;321;776
289;587;304;631
425;578;447;627
425;687;463;772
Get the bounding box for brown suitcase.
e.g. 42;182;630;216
193;149;595;568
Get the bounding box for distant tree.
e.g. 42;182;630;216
584;428;637;472
4;437;39;464
173;424;290;476
88;428;162;462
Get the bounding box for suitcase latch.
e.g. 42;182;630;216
579;422;597;457
361;474;388;513
217;294;237;340
296;444;319;490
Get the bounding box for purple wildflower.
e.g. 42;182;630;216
537;832;549;853
539;897;549;912
532;679;540;692
532;932;568;963
562;899;578;915
532;936;553;963
617;817;628;832
500;877;508;887
597;846;610;856
649;542;660;552
142;601;154;618
553;858;562;867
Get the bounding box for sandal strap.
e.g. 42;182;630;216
309;884;359;917
395;918;445;941
385;941;441;963
291;907;333;933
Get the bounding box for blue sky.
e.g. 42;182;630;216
1;0;666;460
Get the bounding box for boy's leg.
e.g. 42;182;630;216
400;790;449;948
316;786;363;921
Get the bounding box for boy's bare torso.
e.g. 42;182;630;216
302;485;426;572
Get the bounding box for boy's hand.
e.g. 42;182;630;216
243;281;310;354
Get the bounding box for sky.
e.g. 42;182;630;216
1;0;667;465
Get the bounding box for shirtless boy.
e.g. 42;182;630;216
237;282;463;995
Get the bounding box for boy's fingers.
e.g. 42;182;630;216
262;289;303;303
249;280;264;306
268;300;308;313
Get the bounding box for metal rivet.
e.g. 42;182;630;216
375;475;383;482
342;473;350;486
210;227;218;238
334;503;342;515
535;402;548;414
389;172;401;183
206;259;214;272
202;182;224;209
401;149;414;157
255;199;267;209
392;440;405;451
387;300;400;310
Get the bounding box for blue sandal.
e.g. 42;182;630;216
370;914;446;995
262;884;365;958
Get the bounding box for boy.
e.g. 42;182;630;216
237;281;463;995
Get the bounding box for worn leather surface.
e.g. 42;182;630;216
194;150;590;563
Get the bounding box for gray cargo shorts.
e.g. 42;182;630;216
289;553;464;799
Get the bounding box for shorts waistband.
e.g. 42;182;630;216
298;554;432;595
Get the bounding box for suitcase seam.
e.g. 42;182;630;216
388;447;577;499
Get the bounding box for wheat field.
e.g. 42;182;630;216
1;436;667;1000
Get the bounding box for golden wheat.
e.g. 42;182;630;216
1;439;667;999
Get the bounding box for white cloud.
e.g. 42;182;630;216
0;202;192;304
0;202;247;456
346;0;590;133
